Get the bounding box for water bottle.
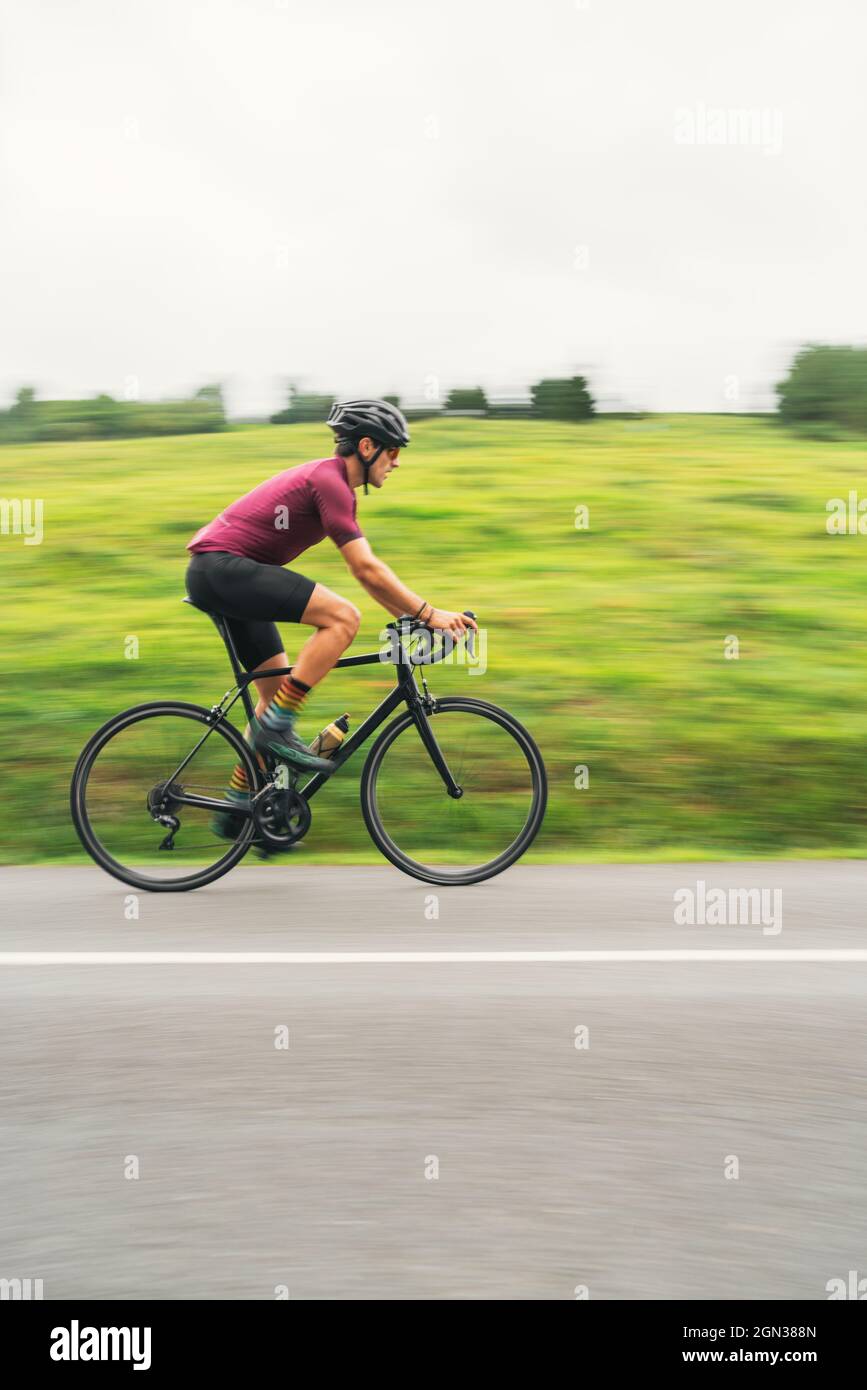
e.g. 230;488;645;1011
308;713;350;759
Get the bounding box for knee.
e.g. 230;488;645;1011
334;602;362;641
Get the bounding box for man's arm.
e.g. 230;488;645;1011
339;538;477;638
340;538;422;617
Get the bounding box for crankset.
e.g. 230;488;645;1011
252;784;311;849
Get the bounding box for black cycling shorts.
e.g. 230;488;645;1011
185;551;317;671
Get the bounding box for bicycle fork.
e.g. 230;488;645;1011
407;678;463;800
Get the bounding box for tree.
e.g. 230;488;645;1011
531;376;595;420
0;386;38;441
777;345;867;432
270;385;335;425
91;393;125;437
444;387;488;412
191;384;226;432
194;383;225;409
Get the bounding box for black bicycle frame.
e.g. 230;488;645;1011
168;613;463;817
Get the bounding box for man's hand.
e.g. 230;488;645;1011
425;608;478;641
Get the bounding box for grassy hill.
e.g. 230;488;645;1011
1;415;865;864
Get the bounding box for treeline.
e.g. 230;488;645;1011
4;347;867;443
270;377;596;425
267;349;867;436
0;385;226;443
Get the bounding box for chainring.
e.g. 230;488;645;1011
252;787;311;848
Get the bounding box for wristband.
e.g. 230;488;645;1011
412;600;429;620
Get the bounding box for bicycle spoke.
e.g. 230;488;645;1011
365;702;543;880
73;705;255;887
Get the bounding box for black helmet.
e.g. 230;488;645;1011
327;398;410;450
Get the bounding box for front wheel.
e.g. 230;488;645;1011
360;696;547;885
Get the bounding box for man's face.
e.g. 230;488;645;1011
362;439;401;488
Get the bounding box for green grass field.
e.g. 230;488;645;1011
1;415;865;865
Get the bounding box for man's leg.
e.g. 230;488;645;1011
249;651;291;718
191;550;363;819
216;588;360;841
252;585;360;767
290;584;363;686
245;586;360;709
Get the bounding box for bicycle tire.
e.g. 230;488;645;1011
70;701;260;892
359;696;547;886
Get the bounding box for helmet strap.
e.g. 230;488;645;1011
361;443;384;496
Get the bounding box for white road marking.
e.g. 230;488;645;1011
0;950;866;965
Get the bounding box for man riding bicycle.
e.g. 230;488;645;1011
185;398;477;836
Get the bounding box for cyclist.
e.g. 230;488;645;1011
185;398;477;837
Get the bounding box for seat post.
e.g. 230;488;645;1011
183;596;257;727
211;614;257;726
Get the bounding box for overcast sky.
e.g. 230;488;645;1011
2;0;865;415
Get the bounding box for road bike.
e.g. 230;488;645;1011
70;597;547;891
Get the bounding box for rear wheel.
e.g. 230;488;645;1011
70;701;260;891
360;696;547;885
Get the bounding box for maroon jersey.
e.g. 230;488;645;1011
187;456;363;565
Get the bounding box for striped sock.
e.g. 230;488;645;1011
227;762;249;803
260;675;311;733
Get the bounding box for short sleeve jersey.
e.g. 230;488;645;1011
187;456;363;565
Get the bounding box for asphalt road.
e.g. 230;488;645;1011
1;862;866;1300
